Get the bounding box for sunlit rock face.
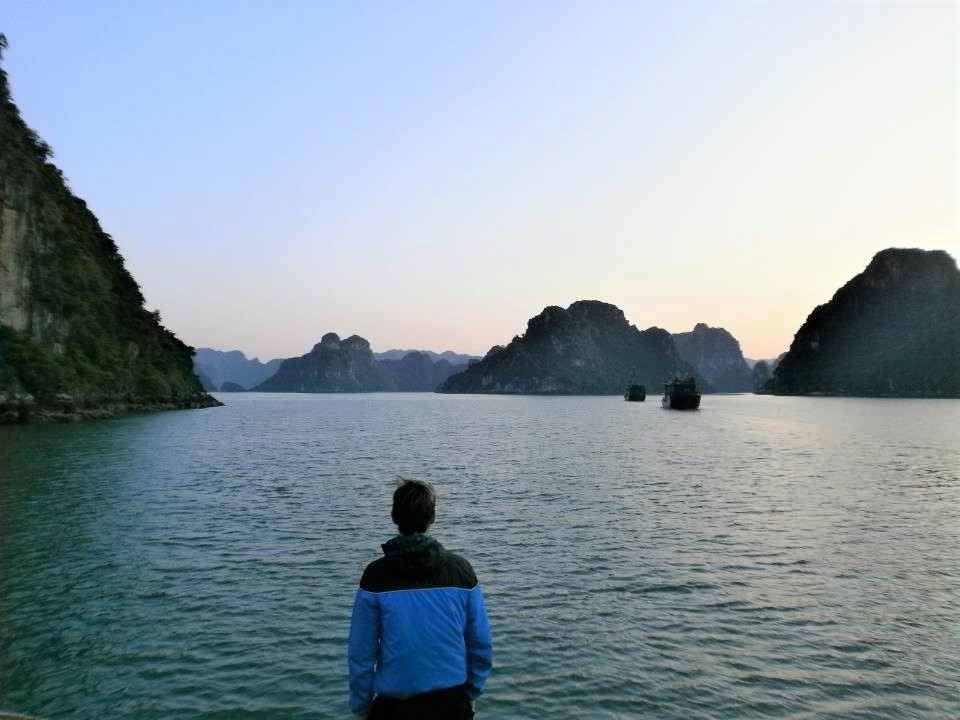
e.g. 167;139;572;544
774;248;960;398
438;300;701;395
672;323;753;392
0;204;31;332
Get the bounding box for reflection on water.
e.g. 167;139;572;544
1;394;959;719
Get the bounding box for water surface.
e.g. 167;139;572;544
1;393;958;719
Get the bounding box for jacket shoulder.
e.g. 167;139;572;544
358;550;478;593
443;551;478;587
359;557;390;592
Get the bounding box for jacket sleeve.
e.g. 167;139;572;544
347;587;380;715
464;584;493;699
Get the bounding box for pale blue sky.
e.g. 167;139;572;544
3;0;956;359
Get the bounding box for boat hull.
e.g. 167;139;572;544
662;394;701;409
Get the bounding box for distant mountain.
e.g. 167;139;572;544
748;354;785;393
379;352;467;391
374;349;481;364
438;300;700;394
254;333;393;392
193;348;282;390
751;361;773;393
773;248;960;397
744;356;784;370
672;323;753;392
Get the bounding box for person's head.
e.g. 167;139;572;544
391;477;436;535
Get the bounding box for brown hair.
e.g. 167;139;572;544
391;477;436;535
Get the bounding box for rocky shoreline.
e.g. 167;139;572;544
0;392;223;424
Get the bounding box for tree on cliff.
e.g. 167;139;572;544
0;37;217;420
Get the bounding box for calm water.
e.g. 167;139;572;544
1;393;958;719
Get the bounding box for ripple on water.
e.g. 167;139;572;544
0;393;959;719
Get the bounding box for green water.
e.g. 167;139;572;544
1;393;959;718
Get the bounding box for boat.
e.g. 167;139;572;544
662;376;701;409
624;384;646;401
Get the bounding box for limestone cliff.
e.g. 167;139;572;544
438;300;700;394
0;37;219;421
254;333;394;392
672;323;753;392
773;248;960;397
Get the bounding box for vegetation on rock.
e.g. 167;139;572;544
773;248;960;397
253;335;468;393
254;333;394;392
0;36;219;421
438;300;702;394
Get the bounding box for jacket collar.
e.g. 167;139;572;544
381;533;444;557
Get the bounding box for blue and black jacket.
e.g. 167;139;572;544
347;534;493;715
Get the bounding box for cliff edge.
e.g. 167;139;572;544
0;36;220;422
773;248;960;397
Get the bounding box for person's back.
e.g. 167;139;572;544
348;478;492;719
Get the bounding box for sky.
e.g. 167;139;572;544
2;0;957;361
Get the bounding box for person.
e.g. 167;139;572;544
348;478;493;719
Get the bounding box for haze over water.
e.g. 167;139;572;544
1;394;958;719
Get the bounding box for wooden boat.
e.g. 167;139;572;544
624;384;646;401
662;376;701;409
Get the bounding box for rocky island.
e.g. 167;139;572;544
255;333;392;392
253;334;468;392
672;323;753;392
438;300;701;394
0;37;219;422
773;248;960;397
